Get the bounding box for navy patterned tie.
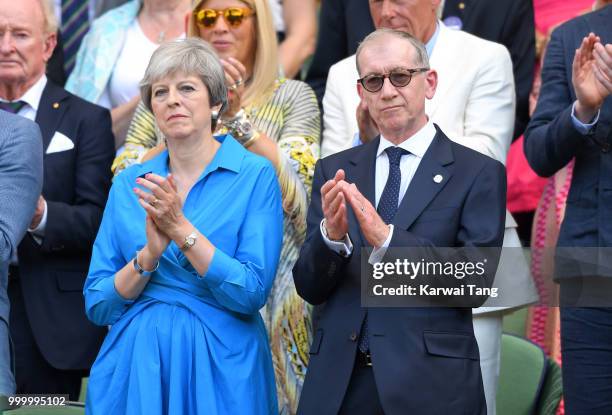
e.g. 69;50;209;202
0;100;27;114
62;0;90;75
358;146;409;353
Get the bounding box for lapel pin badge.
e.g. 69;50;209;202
52;102;60;109
442;16;463;30
433;174;443;183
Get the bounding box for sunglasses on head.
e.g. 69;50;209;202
194;7;255;28
358;67;429;93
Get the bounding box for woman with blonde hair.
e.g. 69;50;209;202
112;0;320;412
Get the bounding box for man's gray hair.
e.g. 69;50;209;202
39;0;59;34
356;28;429;75
140;38;228;115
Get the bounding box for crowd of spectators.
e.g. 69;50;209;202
0;0;610;414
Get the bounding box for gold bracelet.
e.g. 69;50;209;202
243;131;261;149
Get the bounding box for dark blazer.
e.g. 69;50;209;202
442;0;535;140
524;6;612;253
46;32;66;87
15;81;114;370
306;0;534;141
293;126;506;414
305;0;374;107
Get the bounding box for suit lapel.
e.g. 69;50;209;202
394;127;454;230
589;7;612;143
591;5;612;41
347;138;379;247
35;81;70;153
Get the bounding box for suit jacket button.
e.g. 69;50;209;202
349;332;357;341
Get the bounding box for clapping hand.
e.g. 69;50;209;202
573;33;612;122
356;99;379;144
321;169;349;241
134;173;187;256
29;195;46;230
321;170;390;247
221;57;247;118
342;183;390;248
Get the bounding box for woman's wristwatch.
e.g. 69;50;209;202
222;109;260;148
180;232;198;251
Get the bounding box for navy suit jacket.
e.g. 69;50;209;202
304;0;374;108
524;6;612;255
293;126;505;414
15;81;114;370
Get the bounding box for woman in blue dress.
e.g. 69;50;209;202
84;38;283;414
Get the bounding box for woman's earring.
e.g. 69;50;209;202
211;110;220;132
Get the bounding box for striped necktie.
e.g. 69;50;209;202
0;101;27;114
61;0;90;76
358;146;409;353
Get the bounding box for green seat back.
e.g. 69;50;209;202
502;306;529;337
497;333;547;415
536;359;563;415
2;403;84;415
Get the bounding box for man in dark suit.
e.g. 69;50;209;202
304;0;374;107
524;5;612;414
306;0;534;140
294;28;506;414
0;0;113;400
441;0;534;139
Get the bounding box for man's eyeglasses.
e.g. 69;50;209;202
357;68;429;93
194;7;256;28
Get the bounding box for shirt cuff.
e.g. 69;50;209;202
368;224;393;265
571;101;600;134
320;219;353;257
27;199;47;244
202;247;241;286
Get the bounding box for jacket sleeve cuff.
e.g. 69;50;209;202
320;219;353;257
571;101;600;134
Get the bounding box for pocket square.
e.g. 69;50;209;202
46;131;74;154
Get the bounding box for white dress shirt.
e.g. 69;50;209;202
321;121;437;262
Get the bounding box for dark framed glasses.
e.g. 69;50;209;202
194;7;255;28
358;67;429;93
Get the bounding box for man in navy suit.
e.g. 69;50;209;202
0;113;43;408
293;28;505;414
0;0;113;400
524;5;612;414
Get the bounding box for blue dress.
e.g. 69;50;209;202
84;135;283;414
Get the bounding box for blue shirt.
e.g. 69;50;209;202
83;134;283;414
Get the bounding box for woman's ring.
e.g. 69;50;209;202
150;198;159;207
235;78;243;86
360;205;365;213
